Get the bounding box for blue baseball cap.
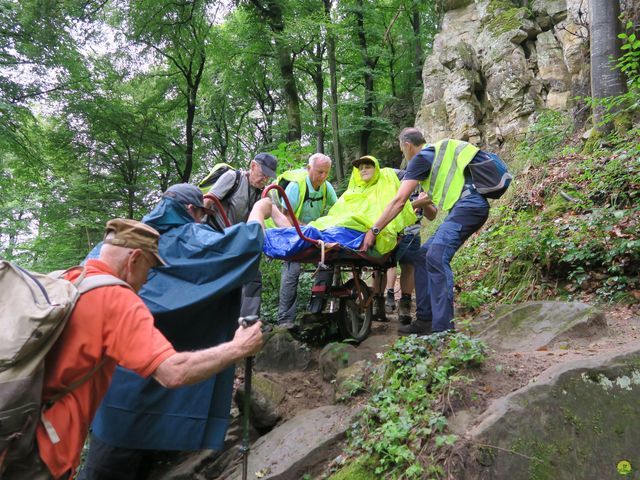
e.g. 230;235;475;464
254;153;278;178
163;183;204;208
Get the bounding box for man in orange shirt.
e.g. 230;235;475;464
2;214;266;480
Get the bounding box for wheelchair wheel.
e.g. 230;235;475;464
338;278;372;342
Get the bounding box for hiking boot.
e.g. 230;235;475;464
398;296;412;325
372;295;388;322
385;289;396;313
398;319;432;336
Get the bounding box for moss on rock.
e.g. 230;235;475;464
328;456;377;480
486;7;529;36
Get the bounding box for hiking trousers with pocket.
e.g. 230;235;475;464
414;191;489;332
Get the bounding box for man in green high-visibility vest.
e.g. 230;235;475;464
361;128;491;335
277;153;338;329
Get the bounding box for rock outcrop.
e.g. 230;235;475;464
416;0;591;150
477;301;607;351
459;347;640;480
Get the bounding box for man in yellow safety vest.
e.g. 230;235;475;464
360;128;491;335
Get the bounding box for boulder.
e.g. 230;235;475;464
255;330;311;372
477;301;607;351
459;347;640;479
334;360;369;401
225;405;359;480
318;342;361;381
235;373;286;431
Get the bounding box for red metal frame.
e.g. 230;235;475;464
203;193;232;228
261;184;320;246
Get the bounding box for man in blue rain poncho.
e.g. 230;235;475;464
78;184;267;480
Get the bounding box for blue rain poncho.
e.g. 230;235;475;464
89;197;263;451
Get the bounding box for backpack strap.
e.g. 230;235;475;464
76;274;132;293
40;273;133;444
220;170;243;202
41;357;107;444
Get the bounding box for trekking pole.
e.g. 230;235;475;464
238;315;259;480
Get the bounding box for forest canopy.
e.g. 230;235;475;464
0;0;440;270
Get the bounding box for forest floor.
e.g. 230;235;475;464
268;300;640;427
247;298;640;479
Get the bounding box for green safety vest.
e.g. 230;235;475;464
422;139;479;211
276;169;327;220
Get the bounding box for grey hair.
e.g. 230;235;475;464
399;127;426;146
308;153;332;167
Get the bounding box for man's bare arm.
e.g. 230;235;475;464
360;179;418;251
152;322;263;388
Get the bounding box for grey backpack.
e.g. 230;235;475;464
0;261;130;466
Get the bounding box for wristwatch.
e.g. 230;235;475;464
371;226;381;236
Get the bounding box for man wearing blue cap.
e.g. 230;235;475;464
204;152;279;317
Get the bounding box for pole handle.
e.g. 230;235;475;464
238;315;260;328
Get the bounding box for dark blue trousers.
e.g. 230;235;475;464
414;192;489;332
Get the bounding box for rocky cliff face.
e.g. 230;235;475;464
416;0;591;151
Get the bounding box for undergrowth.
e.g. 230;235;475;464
453;118;640;313
330;333;486;479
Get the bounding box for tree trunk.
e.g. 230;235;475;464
248;0;302;143
324;0;343;181
388;38;397;97
183;98;196;182
355;0;374;156
589;0;627;133
183;50;205;182
314;42;325;153
276;41;302;142
411;7;423;87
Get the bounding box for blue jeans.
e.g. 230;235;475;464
414;192;489;332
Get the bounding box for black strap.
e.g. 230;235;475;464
220;170;243;202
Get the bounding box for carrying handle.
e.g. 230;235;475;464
261;184;320;246
238;315;260;328
203;193;232;228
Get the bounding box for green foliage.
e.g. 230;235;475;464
458;286;494;310
585;21;640;135
514;110;574;169
259;258;282;325
454;129;640;308
260;257;314;326
617;21;640;89
344;333;485;479
268;142;315;175
1;0;442;268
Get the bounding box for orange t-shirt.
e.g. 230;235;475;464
36;260;176;479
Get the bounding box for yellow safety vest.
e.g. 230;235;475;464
277;169;327;220
421;139;479;211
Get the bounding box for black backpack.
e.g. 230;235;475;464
467;152;513;199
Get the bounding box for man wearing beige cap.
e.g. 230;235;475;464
2;218;264;480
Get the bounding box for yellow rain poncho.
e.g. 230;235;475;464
310;156;416;254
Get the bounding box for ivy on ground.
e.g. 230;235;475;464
335;333;485;479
